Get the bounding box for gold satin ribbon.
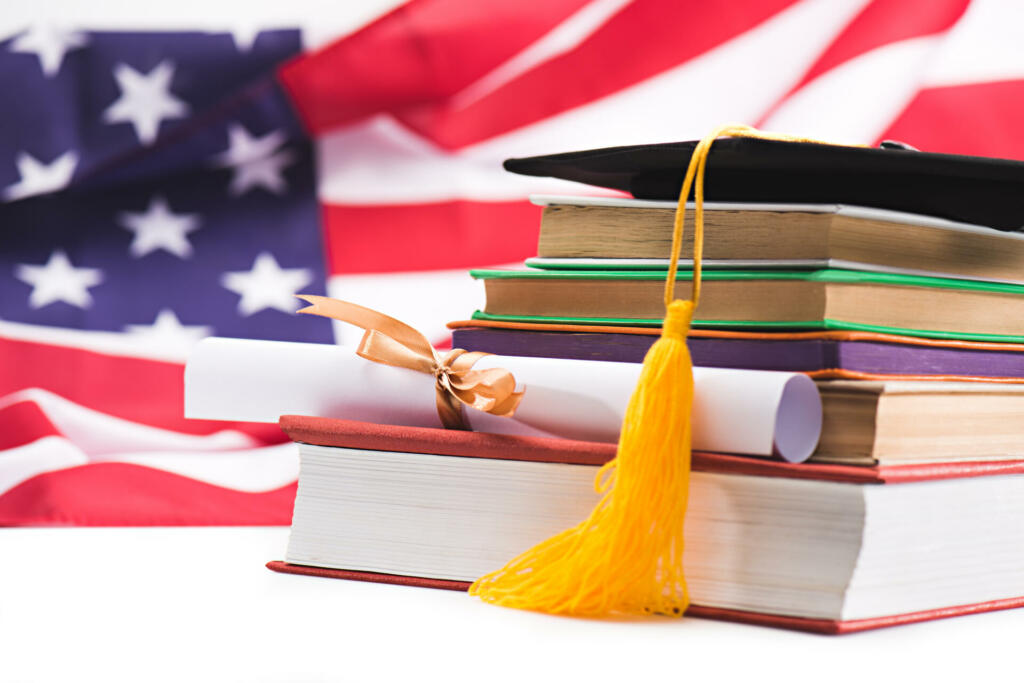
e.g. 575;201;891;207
296;295;523;430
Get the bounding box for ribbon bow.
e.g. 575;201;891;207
297;295;523;430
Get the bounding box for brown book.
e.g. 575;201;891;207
816;381;1024;465
531;196;1024;284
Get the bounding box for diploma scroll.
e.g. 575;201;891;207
185;338;822;462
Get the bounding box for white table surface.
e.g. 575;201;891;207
1;526;1021;683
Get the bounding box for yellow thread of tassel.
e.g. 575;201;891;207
469;123;818;617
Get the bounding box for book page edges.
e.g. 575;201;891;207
529;194;1024;243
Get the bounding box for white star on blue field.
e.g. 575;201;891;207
0;27;332;345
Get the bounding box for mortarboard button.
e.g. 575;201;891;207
879;140;920;151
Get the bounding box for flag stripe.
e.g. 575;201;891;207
759;35;941;144
0;390;262;454
323;200;542;274
917;0;1024;88
0;462;296;526
773;0;969;104
879;80;1024;159
1;432;297;495
282;0;802;148
0;401;60;451
392;0;803;150
0;336;284;441
278;0;592;134
315;0;876;207
314;115;594;204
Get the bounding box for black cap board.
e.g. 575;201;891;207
504;138;1024;232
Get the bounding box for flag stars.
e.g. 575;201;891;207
221;252;312;316
227;25;263;52
102;61;189;145
124;309;212;347
118;196;200;259
211;123;295;196
9;26;88;77
15;250;103;309
3;151;78;201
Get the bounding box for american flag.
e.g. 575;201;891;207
1;0;1017;525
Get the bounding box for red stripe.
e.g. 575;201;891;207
0;463;296;526
878;80;1024;160
395;0;800;149
0;401;60;450
282;0;798;148
758;0;969;126
324;200;541;274
279;0;590;134
0;336;285;442
796;0;966;92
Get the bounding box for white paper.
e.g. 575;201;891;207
185;338;822;462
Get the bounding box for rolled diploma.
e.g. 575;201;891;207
185;338;822;462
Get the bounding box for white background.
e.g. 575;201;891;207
1;527;1021;683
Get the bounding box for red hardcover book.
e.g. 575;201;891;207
269;415;1024;634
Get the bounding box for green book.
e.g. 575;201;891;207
469;268;1024;343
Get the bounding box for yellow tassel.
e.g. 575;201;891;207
469;299;694;616
470;123;829;617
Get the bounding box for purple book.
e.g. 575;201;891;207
451;327;1024;379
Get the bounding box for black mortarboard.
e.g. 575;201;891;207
504;138;1024;231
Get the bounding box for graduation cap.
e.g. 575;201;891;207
505;137;1024;231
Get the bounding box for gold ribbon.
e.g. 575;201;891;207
296;295;523;430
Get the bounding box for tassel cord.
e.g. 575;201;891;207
469;123;842;617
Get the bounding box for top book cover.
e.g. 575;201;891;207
504;138;1024;231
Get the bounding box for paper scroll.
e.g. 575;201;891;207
185;338;822;462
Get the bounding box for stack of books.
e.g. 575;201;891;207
455;194;1024;467
258;140;1024;633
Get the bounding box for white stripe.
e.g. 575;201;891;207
466;0;872;156
0;388;258;456
0;319;192;362
0;0;404;50
921;0;1024;88
0;436;297;494
317;0;871;204
0;437;86;494
317;116;589;204
760;36;942;145
451;0;635;109
326;268;494;347
104;443;298;492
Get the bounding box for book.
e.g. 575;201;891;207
527;195;1024;285
504;138;1024;230
469;268;1024;343
448;324;1024;382
269;415;1024;634
813;380;1024;465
